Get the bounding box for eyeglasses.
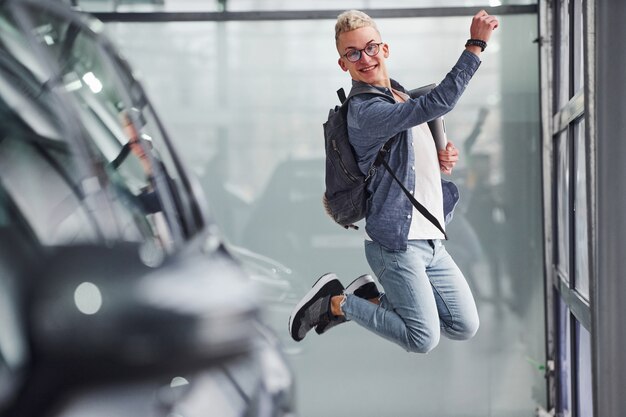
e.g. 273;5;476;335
342;42;383;63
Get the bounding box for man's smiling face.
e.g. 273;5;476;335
337;26;390;87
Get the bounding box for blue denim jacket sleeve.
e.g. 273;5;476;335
346;50;481;251
348;50;481;145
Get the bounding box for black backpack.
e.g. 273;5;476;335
322;85;447;237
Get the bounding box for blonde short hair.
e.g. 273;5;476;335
334;10;380;44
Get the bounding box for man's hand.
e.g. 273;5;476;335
466;10;499;55
470;10;499;43
438;141;459;175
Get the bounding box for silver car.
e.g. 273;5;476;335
0;1;295;416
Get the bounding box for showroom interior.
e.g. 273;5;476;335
1;1;624;416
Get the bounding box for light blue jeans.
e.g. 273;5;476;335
342;239;479;353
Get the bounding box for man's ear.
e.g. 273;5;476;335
338;58;349;72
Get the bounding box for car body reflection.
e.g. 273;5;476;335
0;1;296;416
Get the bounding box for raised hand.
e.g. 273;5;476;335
470;10;499;43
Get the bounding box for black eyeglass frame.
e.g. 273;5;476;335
342;42;384;63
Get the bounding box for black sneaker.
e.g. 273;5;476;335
315;274;380;335
350;274;381;300
288;273;344;342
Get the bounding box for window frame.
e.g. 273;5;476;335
539;0;595;415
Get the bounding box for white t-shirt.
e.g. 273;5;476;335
406;123;446;240
365;89;446;242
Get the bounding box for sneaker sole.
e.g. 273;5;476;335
345;274;374;294
288;273;340;340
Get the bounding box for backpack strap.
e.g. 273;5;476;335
337;88;347;104
377;152;448;239
336;85;390;107
346;85;389;102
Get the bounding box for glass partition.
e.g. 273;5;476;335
574;119;589;299
105;13;544;416
557;297;572;417
576;322;593;417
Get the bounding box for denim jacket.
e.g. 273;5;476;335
347;50;481;251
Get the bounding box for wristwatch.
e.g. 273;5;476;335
465;39;487;52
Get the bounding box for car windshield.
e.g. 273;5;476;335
0;2;204;255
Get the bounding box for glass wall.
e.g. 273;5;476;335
106;13;544;416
